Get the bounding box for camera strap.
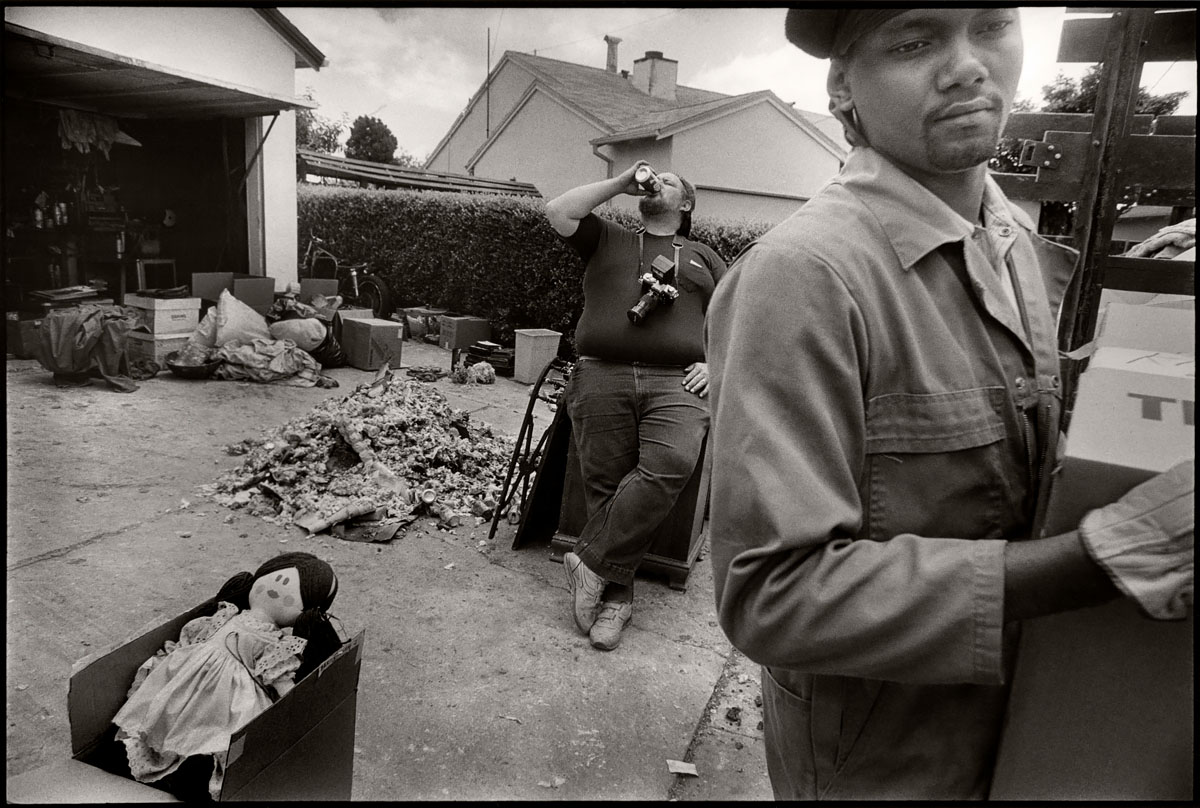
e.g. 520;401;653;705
636;228;683;280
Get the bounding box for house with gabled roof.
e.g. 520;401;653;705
425;39;848;224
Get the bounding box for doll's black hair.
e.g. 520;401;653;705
215;552;343;682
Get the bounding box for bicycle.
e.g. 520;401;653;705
299;234;395;320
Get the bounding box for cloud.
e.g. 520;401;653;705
281;5;1196;161
690;46;832;115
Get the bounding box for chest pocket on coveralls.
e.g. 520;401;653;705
863;387;1009;542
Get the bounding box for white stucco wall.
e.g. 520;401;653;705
472;91;605;199
6;5;307;285
426;60;541;175
5;6;295;94
673;102;843;201
692;189;805;227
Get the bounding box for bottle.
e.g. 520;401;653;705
634;165;661;194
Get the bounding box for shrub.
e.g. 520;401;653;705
297;184;774;349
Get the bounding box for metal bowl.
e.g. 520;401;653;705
164;350;221;380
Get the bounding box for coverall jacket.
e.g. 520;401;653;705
705;146;1078;799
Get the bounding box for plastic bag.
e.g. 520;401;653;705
214;289;270;347
268;318;326;350
212;338;327;387
308;326;347;369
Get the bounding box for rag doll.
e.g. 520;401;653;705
112;552;342;799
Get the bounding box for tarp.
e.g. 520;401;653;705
36;304;142;391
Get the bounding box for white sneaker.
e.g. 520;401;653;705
589;601;633;651
564;551;605;633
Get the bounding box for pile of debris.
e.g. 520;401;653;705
203;369;517;537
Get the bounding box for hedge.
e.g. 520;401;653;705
297;183;774;350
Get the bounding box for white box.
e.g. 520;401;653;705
126;331;191;365
514;329;561;384
123;295;201;335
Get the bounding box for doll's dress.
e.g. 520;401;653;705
113;601;306;798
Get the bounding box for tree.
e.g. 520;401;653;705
1039;64;1187;116
391;149;421;169
345;115;398;164
295;89;347;154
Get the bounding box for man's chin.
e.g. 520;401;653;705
639;197;669;217
927;135;999;172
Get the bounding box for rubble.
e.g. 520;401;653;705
203;373;517;537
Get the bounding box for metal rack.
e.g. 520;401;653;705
992;7;1195;400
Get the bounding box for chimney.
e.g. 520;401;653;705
603;34;622;73
630;50;677;101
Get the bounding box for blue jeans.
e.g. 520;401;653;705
566;358;709;592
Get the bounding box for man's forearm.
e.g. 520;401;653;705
1003;530;1121;622
545;177;627;234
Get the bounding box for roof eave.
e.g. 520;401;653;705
255;9;328;70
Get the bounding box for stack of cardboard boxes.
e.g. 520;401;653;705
123;294;202;365
990;293;1194;800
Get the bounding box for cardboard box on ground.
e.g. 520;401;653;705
122;295;202;336
990;292;1194;800
5;599;365;802
191;273;277;316
341;317;403;371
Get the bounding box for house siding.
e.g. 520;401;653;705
673;102;841;201
5;6;306;286
427;62;542;175
473;92;606;199
4;7;295;96
691;189;805;227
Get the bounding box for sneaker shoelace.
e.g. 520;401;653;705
597;602;628;622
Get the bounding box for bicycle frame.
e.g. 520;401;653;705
301;234;390;318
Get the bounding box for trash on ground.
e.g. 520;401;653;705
406;365;449;383
667;759;699;776
725;706;742;723
204;374;515;539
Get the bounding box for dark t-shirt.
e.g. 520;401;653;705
565;214;727;364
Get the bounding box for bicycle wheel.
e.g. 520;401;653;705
343;276;395;320
360;276;394;319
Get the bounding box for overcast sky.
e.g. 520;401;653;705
279;6;1197;162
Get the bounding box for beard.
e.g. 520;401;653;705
639;194;672;217
923;95;1008;172
925;133;999;172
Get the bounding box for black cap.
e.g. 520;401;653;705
785;9;908;59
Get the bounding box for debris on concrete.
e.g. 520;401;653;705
725;706;742;724
203;374;515;538
537;776;567;788
667;759;699;777
497;714;522;724
406;365;449;383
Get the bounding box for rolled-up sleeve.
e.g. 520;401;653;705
705;242;1006;686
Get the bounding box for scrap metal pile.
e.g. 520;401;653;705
204;369;517;537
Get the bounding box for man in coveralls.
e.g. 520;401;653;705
705;8;1194;799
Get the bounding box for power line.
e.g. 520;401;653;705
533;9;684;56
1145;60;1180;94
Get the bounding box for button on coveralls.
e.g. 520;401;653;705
705;147;1077;800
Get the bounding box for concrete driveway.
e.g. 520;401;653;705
6;338;770;800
